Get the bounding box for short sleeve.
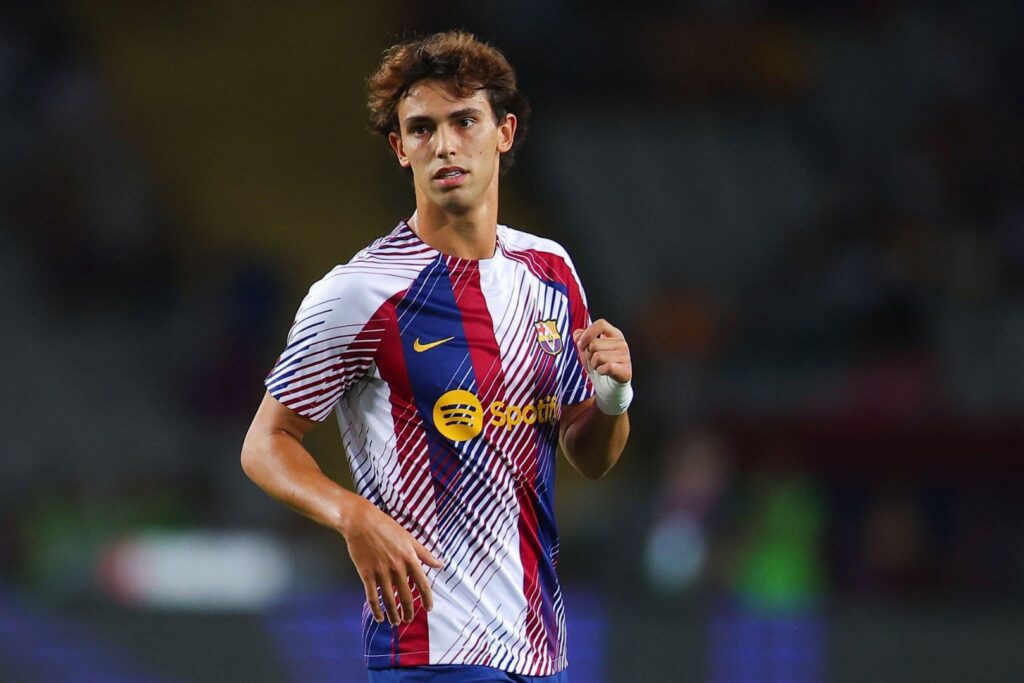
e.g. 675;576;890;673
264;266;386;422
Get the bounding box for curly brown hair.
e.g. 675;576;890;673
367;31;531;174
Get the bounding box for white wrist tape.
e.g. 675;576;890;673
589;368;633;415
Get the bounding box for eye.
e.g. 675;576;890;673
458;117;475;128
409;125;429;137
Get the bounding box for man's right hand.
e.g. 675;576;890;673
241;392;444;626
340;497;444;625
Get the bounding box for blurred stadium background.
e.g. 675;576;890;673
2;1;1024;681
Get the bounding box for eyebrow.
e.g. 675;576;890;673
402;108;486;129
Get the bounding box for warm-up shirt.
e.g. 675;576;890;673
265;219;594;676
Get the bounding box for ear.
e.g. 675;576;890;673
388;131;411;168
497;113;517;154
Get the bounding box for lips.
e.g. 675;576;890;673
433;166;469;188
433;166;467;179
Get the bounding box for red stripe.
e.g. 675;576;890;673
503;246;592;402
507;246;589;334
448;258;503;405
374;295;430;666
446;258;550;664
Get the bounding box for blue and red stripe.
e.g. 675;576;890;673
445;258;560;664
368;294;432;668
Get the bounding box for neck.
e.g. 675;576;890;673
411;186;499;260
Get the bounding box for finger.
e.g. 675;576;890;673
589;352;626;368
379;574;400;625
408;561;433;612
414;542;444;569
576;319;621;351
600;320;624;339
586;338;627;353
573;330;597;372
572;330;587;362
362;576;384;623
594;360;631;382
590;351;628;368
575;324;599;351
394;572;415;623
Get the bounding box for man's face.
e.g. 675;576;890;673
389;79;516;215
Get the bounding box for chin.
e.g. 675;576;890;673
434;191;476;215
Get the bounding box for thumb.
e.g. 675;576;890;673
416;541;444;569
572;329;594;370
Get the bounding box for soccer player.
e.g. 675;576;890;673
241;31;632;682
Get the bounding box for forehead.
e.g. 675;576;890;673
398;79;492;120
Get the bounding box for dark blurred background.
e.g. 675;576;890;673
2;1;1024;682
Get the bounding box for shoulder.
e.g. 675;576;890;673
499;224;575;262
300;222;434;317
499;224;584;285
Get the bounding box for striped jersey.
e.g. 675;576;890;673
265;219;594;675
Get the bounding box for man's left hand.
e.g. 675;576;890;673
572;319;632;384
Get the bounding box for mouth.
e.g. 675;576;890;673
432;166;469;188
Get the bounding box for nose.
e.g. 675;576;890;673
434;124;456;159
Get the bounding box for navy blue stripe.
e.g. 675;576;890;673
394;260;483;534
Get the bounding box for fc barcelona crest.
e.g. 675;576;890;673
534;319;563;356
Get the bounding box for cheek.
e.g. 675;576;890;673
476;133;500;160
408;139;427;158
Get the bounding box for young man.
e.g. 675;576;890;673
242;31;632;682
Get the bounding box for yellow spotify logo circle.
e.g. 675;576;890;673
433;390;484;442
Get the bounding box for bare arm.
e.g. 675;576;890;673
241;391;442;624
558;319;632;479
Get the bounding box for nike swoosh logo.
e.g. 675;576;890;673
413;336;455;352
